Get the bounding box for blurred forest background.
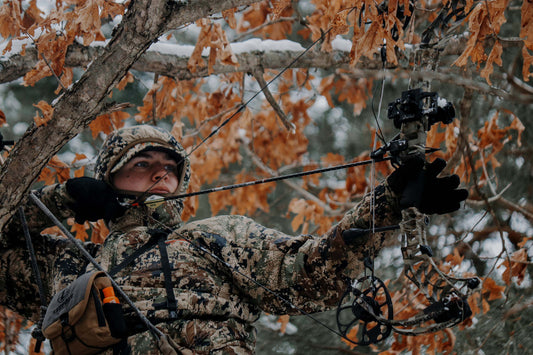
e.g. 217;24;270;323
0;0;532;354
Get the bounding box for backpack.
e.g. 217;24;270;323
42;271;127;355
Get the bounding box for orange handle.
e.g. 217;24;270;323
102;286;120;304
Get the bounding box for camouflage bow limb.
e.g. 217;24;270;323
395;207;479;335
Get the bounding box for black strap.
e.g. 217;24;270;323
156;234;178;319
109;233;161;277
18;207;47;352
108;228;178;319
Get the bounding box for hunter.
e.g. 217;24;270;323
0;125;468;354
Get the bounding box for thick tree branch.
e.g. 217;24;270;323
0;35;469;84
0;41;359;84
5;40;531;105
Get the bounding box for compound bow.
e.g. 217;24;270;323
336;88;480;345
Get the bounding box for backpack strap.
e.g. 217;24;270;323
109;229;178;319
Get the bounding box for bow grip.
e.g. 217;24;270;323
399;168;426;210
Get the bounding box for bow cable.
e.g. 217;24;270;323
366;43;389;283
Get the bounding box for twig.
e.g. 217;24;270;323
183;104;242;139
457;210;488;244
233;17;297;41
240;141;338;215
24;32;67;92
447;87;472;173
478;148;498;196
151;74;159;125
475;320;500;352
495;197;533;223
252;67;295;131
507;55;533;95
460;130;511;293
104;101;134;113
503;300;533;319
465;183;512;206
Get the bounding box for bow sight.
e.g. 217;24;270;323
371;88;455;166
388;88;455;129
338;88;480;346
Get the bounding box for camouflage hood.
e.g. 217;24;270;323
94;125;191;197
94;125;191;230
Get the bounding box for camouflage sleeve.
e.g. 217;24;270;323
181;182;401;315
0;183;97;321
0;231;97;321
2;183;76;249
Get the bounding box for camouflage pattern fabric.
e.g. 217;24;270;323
0;125;402;354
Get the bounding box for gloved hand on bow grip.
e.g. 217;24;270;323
387;158;468;214
66;177;126;223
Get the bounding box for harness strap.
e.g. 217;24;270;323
107;228;179;319
155;233;179;319
109;233;161;277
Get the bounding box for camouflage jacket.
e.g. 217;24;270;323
0;180;400;354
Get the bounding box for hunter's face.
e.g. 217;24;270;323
112;150;180;194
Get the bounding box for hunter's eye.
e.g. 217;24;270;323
133;161;149;168
164;165;178;174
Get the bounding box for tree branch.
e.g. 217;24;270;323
251;67;294;131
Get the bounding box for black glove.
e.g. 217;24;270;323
66;177;126;223
387;157;468;214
